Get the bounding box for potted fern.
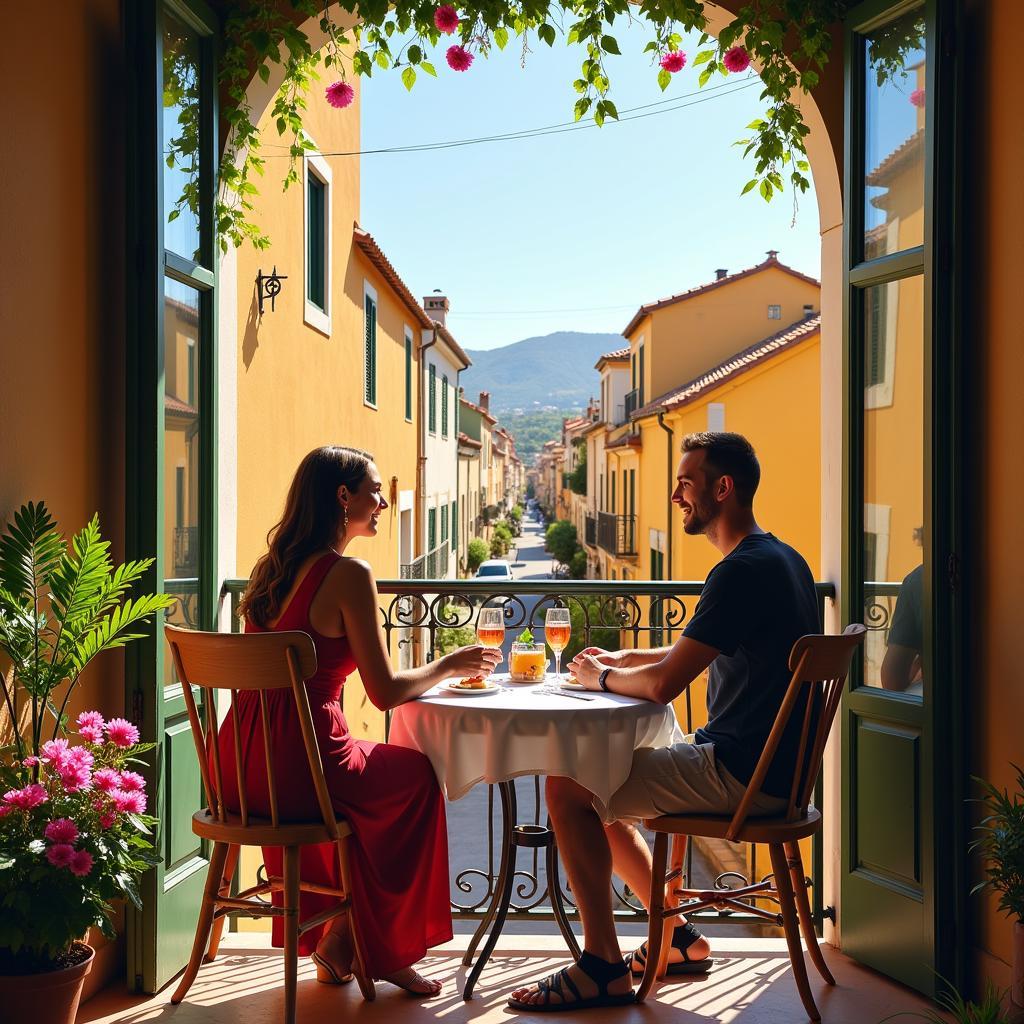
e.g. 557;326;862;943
0;502;175;1023
971;764;1024;1007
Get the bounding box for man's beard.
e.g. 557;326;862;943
682;495;718;536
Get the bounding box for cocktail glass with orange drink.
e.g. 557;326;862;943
545;607;571;682
509;628;546;681
476;606;505;676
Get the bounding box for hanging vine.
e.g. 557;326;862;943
159;0;924;251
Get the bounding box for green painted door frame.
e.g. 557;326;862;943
840;0;966;997
125;0;220;993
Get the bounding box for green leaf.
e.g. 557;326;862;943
375;50;390;70
698;65;715;87
401;66;416;91
741;178;759;195
573;97;592;121
494;27;509;50
600;35;620;55
602;99;619;120
692;49;714;66
657;68;671;91
421;61;437;77
257;63;270;84
408;44;422;65
538;23;556;47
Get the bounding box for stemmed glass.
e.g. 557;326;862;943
545;607;571;683
476;607;505;675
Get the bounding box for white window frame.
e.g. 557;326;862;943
362;280;378;410
864;275;900;410
767;304;782;320
303;148;332;336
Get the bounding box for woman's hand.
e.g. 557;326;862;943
442;645;502;680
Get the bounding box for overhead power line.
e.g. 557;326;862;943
257;75;759;159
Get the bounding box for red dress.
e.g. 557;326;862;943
216;552;453;976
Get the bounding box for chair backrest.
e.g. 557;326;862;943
164;624;339;836
724;623;866;841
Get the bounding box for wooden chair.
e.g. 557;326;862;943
637;624;866;1022
165;624;375;1024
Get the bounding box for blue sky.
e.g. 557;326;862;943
359;19;823;350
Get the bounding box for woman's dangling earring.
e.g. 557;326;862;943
342;506;349;533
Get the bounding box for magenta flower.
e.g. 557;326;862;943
68;746;94;769
99;811;117;829
22;756;39;768
659;51;687;73
434;4;460;34
446;45;473;71
59;763;93;793
106;718;140;748
69;849;94;877
0;805;14;819
325;81;355;109
3;783;48;810
44;818;79;844
77;710;105;732
910;87;925;108
46;844;75;868
41;738;71;768
79;724;104;744
723;45;751;73
93;767;122;794
112;789;147;815
118;771;146;793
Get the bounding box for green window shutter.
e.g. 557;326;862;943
451;499;458;551
429;365;436;432
442;375;449;437
405;335;413;419
441;504;448;542
639;344;645;406
308;175;326;310
428;507;437;550
364;296;377;405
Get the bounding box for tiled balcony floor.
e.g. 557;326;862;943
80;932;947;1024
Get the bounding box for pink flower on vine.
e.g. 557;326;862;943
99;811;117;829
723;45;751;73
77;710;105;732
93;768;121;794
106;718;140;748
446;45;474;71
326;81;355;109
46;844;75;868
910;87;925;107
3;783;48;810
70;850;94;877
112;789;147;815
119;771;146;793
45;818;79;844
40;738;71;768
659;51;687;73
434;5;460;34
79;724;104;744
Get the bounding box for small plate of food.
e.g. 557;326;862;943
444;676;501;696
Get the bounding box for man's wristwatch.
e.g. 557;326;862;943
598;667;612;692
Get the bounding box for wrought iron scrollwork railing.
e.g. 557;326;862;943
221;577;835;929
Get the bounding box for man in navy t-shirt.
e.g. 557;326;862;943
510;432;820;1012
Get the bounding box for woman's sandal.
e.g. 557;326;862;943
507;951;636;1013
625;921;714;976
311;950;354;985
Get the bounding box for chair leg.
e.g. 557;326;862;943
171;841;229;1005
283;846;300;1024
785;840;835;986
636;831;670;1004
769;843;821;1022
205;843;240;963
338;835;376;1002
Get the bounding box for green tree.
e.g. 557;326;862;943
569;548;588;579
568;445;587;496
435;605;477;657
466;537;489;574
563;597;621;661
545;520;578;565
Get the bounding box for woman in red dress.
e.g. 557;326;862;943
223;446;500;995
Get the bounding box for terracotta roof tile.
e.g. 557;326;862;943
458;431;482;450
621;256;820;338
595;346;630;368
165;394;196;415
866;128;923;186
459;395;497;423
606;432;642;450
634;313;821;418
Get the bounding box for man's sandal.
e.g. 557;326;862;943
507;951;636;1012
625;921;714;976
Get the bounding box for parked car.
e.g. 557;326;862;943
475;559;515;581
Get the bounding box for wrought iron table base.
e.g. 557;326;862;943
461;780;581;999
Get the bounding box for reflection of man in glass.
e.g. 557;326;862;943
880;527;923;693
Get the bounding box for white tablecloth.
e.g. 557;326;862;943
388;674;683;806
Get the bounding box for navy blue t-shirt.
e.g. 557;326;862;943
685;532;820;799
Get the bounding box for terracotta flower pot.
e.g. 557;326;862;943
1013;920;1023;1007
0;942;94;1024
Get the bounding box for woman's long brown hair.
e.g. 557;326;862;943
237;445;373;627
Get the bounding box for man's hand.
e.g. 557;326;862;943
568;652;604;690
569;647;632;670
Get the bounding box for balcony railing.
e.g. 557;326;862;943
597;511;637;556
220;576;834;932
173;525;198;577
624;388;641;419
400;544;450;580
584;514;597;546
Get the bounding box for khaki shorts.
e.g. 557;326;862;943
602;737;787;823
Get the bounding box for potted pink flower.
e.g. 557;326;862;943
0;502;174;1022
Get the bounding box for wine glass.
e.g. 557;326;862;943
545;607;571;682
476;606;505;675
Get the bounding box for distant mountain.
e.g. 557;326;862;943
460;331;626;415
